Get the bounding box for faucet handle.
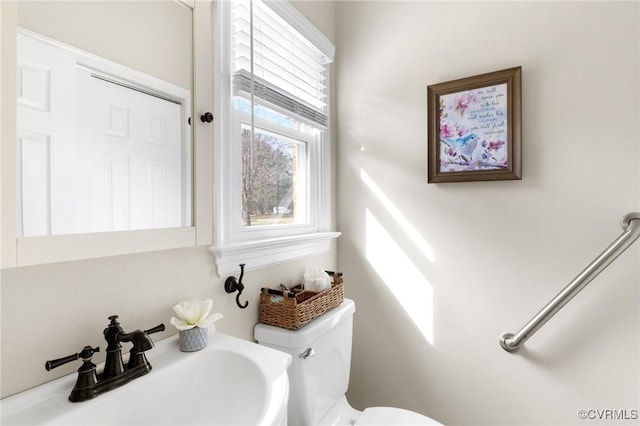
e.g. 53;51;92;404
144;323;165;335
45;346;100;371
125;324;164;371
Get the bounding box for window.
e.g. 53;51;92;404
211;0;339;276
236;101;313;230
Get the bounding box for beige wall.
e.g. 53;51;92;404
1;245;336;397
0;0;337;398
335;1;639;425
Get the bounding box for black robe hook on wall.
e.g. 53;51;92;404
225;263;248;309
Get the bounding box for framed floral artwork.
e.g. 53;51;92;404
427;67;522;183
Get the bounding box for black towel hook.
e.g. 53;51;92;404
225;263;248;309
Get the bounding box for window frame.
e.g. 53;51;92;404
210;0;339;277
233;110;316;238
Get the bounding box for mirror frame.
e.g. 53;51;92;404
0;0;213;268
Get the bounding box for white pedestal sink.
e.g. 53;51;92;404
1;330;292;426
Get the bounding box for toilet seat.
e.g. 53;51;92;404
355;407;443;426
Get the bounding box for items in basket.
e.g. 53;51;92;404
259;271;344;330
302;267;331;292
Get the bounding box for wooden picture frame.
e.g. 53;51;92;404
427;66;521;183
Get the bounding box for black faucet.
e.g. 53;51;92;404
45;315;165;402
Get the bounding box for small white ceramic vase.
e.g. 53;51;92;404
178;326;208;352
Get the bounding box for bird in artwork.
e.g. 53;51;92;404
441;133;480;165
443;133;479;148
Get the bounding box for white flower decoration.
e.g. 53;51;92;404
170;299;223;331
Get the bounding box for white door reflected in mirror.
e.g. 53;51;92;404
17;30;192;237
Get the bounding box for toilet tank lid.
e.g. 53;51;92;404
254;298;355;349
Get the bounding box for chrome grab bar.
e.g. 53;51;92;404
500;212;640;353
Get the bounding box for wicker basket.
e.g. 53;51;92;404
259;282;344;330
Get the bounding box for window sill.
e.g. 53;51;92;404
209;231;340;277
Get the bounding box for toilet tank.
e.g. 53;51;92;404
254;298;356;426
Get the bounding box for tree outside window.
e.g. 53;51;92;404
241;127;303;226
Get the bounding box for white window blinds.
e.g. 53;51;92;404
231;0;333;127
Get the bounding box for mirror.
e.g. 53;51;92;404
16;1;193;237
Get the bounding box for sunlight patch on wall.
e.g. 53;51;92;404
360;169;435;263
365;209;434;344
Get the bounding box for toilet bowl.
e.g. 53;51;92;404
254;298;443;426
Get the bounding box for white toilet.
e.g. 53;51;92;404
254;298;443;426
